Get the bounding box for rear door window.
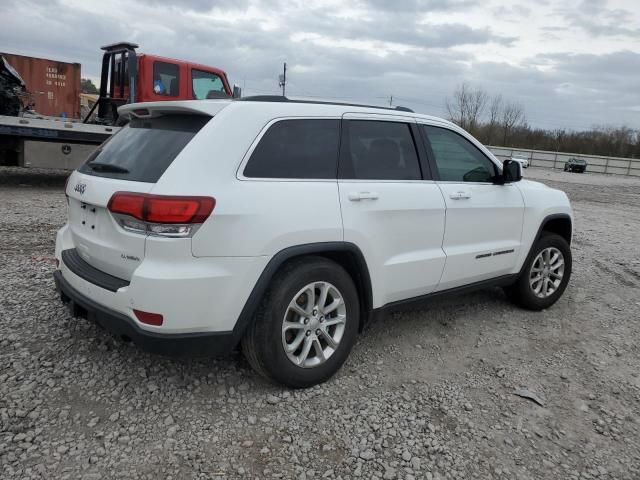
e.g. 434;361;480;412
244;119;340;179
340;120;422;180
78;114;210;183
192;69;226;99
153;62;179;96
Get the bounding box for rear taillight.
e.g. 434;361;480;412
108;192;145;219
107;192;215;237
64;175;70;204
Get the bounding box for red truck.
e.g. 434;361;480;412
88;41;239;124
0;41;239;169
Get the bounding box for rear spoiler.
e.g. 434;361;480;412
118;101;231;119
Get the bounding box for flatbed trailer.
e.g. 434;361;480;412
0;115;117;170
0;41;237;171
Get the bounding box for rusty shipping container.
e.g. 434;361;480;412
1;53;81;118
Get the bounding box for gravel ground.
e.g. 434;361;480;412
1;166;639;480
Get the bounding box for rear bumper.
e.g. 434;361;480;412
55;223;270;334
53;270;236;356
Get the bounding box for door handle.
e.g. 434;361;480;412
449;191;471;200
348;191;379;201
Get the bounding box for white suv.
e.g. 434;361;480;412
55;97;573;388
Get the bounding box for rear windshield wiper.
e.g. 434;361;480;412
87;162;129;173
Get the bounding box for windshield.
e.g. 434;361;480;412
78;114;210;182
192;69;227;99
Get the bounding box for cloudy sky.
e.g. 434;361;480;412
1;0;638;130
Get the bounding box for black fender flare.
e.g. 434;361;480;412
230;242;373;346
517;213;572;277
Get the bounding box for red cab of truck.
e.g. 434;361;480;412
90;42;235;124
115;53;232;102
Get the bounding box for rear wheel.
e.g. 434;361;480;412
242;257;359;388
505;233;572;310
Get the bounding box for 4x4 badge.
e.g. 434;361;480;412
74;183;86;195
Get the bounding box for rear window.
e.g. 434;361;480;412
244;119;340;179
153;62;179;96
78;114;210;183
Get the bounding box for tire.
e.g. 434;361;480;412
241;256;359;388
505;233;572;311
563;165;568;172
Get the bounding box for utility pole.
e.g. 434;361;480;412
279;63;287;96
389;95;393;107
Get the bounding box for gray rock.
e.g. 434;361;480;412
359;450;376;461
266;394;280;404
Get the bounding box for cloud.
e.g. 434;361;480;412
135;0;250;12
563;0;640;37
294;15;516;49
0;0;638;129
360;0;479;11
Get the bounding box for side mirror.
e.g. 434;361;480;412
232;84;242;99
501;159;522;183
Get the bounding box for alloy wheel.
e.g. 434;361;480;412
529;247;565;298
281;282;347;368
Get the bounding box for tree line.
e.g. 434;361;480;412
81;78;99;94
445;83;640;159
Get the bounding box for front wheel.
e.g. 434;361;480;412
505;233;572;310
242;257;359;388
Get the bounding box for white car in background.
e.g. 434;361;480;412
509;154;530;169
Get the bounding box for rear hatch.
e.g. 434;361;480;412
66;113;210;281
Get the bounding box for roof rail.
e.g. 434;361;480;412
238;95;414;113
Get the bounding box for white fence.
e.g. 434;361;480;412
487;146;640;177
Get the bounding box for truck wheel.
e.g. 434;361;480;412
242;257;359;388
505;233;572;311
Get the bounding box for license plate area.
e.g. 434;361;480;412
68;197;145;281
78;201;99;233
70;199;113;243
